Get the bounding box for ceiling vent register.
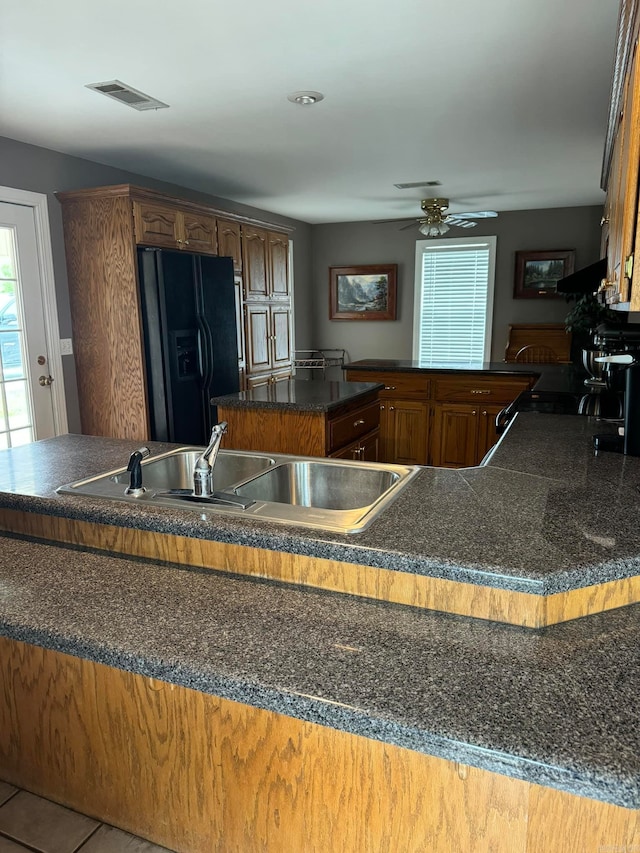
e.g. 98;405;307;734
86;80;169;111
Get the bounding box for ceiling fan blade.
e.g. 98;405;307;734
450;210;498;220
399;221;420;231
372;217;417;224
445;217;477;228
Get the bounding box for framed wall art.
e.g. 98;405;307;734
514;250;575;299
329;264;397;320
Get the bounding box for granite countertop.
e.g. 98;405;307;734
212;379;383;412
0;532;638;809
343;358;586;393
0;414;638;596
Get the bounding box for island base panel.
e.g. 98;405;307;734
0;637;637;852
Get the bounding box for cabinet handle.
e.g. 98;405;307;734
176;239;183;245
472;410;477;415
184;240;190;246
482;410;488;416
471;390;491;395
389;406;395;411
380;405;385;410
384;385;396;390
353;419;365;427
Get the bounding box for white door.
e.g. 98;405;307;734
0;199;64;445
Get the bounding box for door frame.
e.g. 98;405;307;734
0;185;68;435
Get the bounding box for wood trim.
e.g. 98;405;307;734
0;636;637;852
2;509;640;627
56;184;294;234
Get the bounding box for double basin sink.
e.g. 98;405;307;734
58;447;420;533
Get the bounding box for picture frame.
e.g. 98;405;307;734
329;264;398;320
514;250;575;299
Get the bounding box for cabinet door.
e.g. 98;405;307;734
330;428;379;462
133;201;181;249
379;399;429;465
244;304;271;374
268;232;290;299
242;227;269;299
182;212;217;254
271;304;292;369
432;404;478;468
476;404;504;464
217;220;242;272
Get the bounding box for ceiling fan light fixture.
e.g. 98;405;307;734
419;221;450;237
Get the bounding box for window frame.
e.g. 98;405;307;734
412;235;497;364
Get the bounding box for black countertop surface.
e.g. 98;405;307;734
212;380;383;412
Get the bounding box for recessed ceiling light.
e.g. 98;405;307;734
287;91;324;106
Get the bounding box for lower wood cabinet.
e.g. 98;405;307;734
379;399;429;465
329;428;380;461
345;367;534;468
431;403;504;468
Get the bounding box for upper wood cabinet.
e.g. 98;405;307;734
133;201;218;254
242;226;290;301
217;219;242;272
601;0;640;307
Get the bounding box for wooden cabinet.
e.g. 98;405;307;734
601;0;640;307
431;403;504;468
244;303;292;385
241;225;292;388
379;399;429;465
241;226;290;301
217;219;242;272
56;184;292;439
133;200;218;254
346;366;533;468
217;390;380;458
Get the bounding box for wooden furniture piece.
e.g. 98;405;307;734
216;383;380;459
56;185;293;440
600;0;640;308
345;366;535;468
504;324;572;363
1;634;637;853
514;345;559;364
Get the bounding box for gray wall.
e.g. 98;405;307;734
308;205;603;363
0;135;313;432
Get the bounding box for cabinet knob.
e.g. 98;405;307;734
472;410;477;415
184;240;190;246
482;410;488;416
353;419;365;427
389;406;395;411
380;405;385;410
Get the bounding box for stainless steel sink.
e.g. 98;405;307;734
57;447;420;534
234;461;400;511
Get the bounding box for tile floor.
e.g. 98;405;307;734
0;781;174;853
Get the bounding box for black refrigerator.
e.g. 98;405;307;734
137;248;239;446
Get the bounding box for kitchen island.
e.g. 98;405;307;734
0;413;639;850
213;379;383;459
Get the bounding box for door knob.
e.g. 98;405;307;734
38;375;54;387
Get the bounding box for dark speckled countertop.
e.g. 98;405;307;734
0;414;637;596
0;533;638;809
1;412;640;807
212;379;383;412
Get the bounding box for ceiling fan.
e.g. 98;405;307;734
377;198;498;237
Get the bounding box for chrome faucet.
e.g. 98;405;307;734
193;422;228;497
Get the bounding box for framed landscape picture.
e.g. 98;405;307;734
514;250;575;299
329;264;398;320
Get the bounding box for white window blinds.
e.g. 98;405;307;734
413;237;496;363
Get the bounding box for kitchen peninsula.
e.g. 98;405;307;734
0;412;639;851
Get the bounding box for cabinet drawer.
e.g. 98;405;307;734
346;371;430;399
434;376;533;405
329;428;379;461
329;401;380;452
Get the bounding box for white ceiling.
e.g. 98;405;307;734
3;0;619;224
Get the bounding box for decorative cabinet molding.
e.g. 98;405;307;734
56;183;292;437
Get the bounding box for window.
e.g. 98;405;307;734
413;236;497;363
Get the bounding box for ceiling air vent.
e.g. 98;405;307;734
86;80;169;111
